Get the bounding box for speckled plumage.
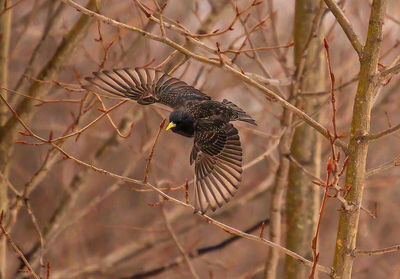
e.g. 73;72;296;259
84;68;256;213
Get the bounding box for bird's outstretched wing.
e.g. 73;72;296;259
83;67;210;108
190;120;242;213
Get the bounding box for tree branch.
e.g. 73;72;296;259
367;122;400;141
355;245;400;256
0;93;335;277
379;62;400;79
323;0;363;56
60;0;348;154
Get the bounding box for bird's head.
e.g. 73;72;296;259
166;109;195;137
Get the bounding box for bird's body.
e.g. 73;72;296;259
168;100;256;137
84;67;256;213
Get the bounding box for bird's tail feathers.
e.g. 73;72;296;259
222;99;257;125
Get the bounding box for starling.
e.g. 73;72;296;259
83;68;256;213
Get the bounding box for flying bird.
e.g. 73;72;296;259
83;68;256;213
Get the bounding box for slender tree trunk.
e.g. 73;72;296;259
333;1;386;278
0;1;12;277
0;0;11;124
264;108;293;279
284;1;324;278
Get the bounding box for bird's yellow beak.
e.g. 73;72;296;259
166;122;176;131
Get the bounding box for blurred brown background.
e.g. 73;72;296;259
1;0;400;278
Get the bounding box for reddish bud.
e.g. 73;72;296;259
159;118;166;129
18;131;30;136
185;179;189;204
145;199;164;207
259;221;265;238
106;40;115;50
343;156;349;167
324;38;329;50
327;158;332;172
330;73;335;84
216;42;221;51
383;76;392;86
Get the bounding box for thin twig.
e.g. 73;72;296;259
93;93;134;138
3;99;334;276
309;159;331;279
25;200;46;276
0;212;40;279
367;122;400;141
366;153;400;177
144;118;166;182
379;62;400;80
355;245;400;256
323;0;363;56
220;41;294;54
162;206;201;279
59;0;348;153
324;38;338;138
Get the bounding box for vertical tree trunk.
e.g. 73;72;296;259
333;1;386;278
284;0;324;278
264;108;293;279
0;0;11;124
0;1;12;277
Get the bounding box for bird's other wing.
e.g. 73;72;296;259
83;67;210;108
190;120;242;213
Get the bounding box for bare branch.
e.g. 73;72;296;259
0;212;40;279
323;0;363;56
60;0;348;154
355;245;400;256
162;206;201;279
143;118;166;182
1;96;335;276
379;62;400;79
367;122;400;141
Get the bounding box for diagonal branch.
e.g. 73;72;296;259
0;212;40;279
161;206;200;279
60;0;348;154
367;122;400;141
378;62;400;79
323;0;363;56
355;245;400;256
0;93;335;277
